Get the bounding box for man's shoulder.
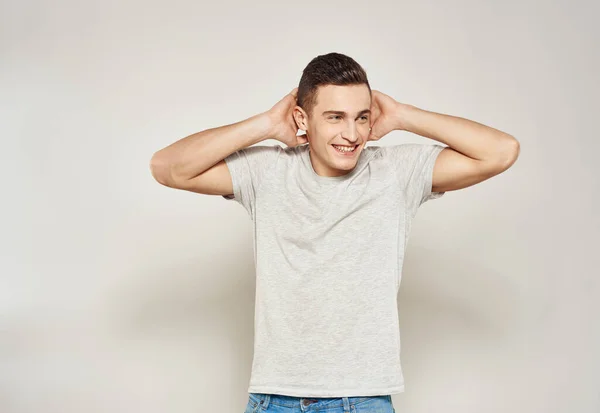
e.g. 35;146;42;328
282;143;307;156
363;144;388;163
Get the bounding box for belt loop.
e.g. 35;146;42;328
342;396;351;412
261;394;270;410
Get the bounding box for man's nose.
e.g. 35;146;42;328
342;123;359;142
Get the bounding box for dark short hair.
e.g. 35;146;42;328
297;52;371;119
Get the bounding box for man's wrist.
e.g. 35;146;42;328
248;112;275;144
393;103;417;132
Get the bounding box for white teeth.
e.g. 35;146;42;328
333;144;357;153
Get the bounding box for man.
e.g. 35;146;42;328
150;53;519;413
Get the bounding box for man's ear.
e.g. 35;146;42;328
293;106;308;131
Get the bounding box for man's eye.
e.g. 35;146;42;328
329;115;368;120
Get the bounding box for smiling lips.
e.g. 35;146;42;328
332;144;358;154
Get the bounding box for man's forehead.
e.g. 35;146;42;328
316;84;369;98
314;86;371;113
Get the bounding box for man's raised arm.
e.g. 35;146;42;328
149;88;306;196
149;112;272;193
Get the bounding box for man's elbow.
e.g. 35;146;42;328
149;152;175;187
505;136;520;166
494;136;520;171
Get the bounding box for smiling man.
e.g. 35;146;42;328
297;83;373;177
150;52;519;413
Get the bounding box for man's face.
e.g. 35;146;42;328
295;84;372;177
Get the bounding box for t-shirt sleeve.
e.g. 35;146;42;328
221;144;283;217
383;143;447;218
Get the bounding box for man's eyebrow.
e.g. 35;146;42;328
322;109;371;116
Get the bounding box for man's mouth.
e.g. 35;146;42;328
331;144;359;154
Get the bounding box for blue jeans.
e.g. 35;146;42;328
244;393;395;412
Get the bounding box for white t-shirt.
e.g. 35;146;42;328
223;142;445;397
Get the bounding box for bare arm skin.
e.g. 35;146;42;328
367;90;520;194
369;89;520;193
394;103;520;193
149;113;272;195
149;88;307;196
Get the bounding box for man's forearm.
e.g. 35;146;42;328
395;104;519;164
150;112;272;184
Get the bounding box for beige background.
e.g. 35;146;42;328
1;0;598;412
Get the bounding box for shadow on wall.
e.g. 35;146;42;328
400;243;524;342
397;242;526;391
